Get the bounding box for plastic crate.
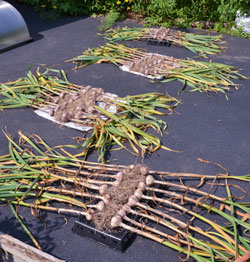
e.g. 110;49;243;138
146;38;172;46
72;216;135;252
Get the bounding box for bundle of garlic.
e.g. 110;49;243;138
122;52;181;78
0;68;180;160
50;86;105;123
1;133;249;261
71;43;246;96
103;26;225;57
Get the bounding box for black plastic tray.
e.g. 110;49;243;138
72;215;135;252
146;38;172;46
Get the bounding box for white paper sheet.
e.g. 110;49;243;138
120;65;164;80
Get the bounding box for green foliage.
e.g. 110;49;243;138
231;25;250;38
148;0;176;20
17;0;133;17
17;0;250;37
142;0;250;37
99;9;121;32
18;0;90;17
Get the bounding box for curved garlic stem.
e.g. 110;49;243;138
146;186;250;245
120;222;164;244
148;170;221;179
49;175;100;190
129;208;188;238
22;204;88;217
45;187;103;200
136;202;186;228
153;180;226;202
146;186;223;208
140;192;245;254
84;179;113;185
54;162;126;174
123;216;195;248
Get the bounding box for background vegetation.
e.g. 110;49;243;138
17;0;250;36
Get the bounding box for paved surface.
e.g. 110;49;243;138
0;2;250;262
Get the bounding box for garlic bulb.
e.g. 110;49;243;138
128;195;138;207
48;109;54;116
61;112;68;123
117;209;126;218
146;175;155;186
103;198;110;205
96;201;105;211
116;172;123;182
85;213;92;221
110;215;122;229
113;180;121;187
138;181;146;191
122;204;131;213
54;97;59;104
134;189;143;200
139;166;148;176
59;92;66;99
99;184;108;195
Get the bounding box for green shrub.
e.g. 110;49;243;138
99;9;121;32
17;0;133;16
18;0;90;15
17;0;250;36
